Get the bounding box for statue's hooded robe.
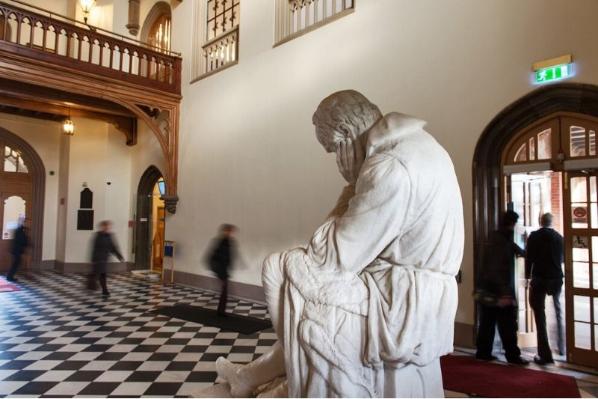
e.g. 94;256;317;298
268;112;464;397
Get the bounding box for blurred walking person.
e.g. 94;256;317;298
6;217;28;282
89;220;124;296
475;210;529;365
207;224;237;316
526;213;564;364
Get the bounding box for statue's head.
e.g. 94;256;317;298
312;90;383;153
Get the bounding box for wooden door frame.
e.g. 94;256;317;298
134;165;163;270
0;127;45;267
562;171;598;367
473;84;598;355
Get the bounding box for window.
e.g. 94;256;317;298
139;2;173;82
193;0;240;80
2;195;26;240
141;2;173;52
207;0;240;41
3;146;28;173
275;0;354;45
569;125;597;158
148;12;171;52
503;115;598;170
510;128;553;164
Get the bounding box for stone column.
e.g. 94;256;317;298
126;0;140;36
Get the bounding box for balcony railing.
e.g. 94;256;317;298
275;0;354;46
0;0;182;95
200;26;238;78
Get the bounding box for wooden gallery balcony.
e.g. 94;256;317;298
0;0;182;210
0;0;181;94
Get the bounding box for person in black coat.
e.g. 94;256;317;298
475;210;529;365
7;219;28;282
525;213;564;364
90;220;124;296
207;224;237;316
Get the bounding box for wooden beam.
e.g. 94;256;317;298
0;78;135;117
0;47;179;212
0;95;137;145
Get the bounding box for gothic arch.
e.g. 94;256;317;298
0;127;45;266
140;2;172;46
473;83;598;283
135;165;164;270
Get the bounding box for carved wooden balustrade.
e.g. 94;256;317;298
275;0;354;45
0;0;181;94
201;26;238;77
0;0;182;213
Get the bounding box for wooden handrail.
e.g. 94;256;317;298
0;0;181;95
4;0;181;56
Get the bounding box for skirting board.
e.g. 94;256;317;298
0;260;56;272
54;261;133;274
17;263;476;347
172;270;477;348
173;270;266;304
4;260;132;274
454;321;476;348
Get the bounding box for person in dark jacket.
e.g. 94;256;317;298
207;224;237;316
475;210;529;365
525;213;564;364
90;220;124;296
7;218;28;282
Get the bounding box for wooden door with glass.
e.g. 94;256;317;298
0;144;32;271
564;171;598;367
502;113;598;366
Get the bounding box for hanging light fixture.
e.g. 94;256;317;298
63;108;75;136
79;0;96;25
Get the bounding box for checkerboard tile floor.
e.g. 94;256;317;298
0;271;597;398
0;271;275;397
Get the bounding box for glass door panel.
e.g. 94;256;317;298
508;172;562;345
564;172;598;367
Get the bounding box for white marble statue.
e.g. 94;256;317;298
213;90;464;398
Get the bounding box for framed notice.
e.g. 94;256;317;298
77;209;94;230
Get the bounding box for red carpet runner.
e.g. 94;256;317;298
441;355;580;398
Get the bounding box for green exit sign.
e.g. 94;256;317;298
535;63;572;84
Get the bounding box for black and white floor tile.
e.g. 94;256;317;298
0;271;596;398
0;271;274;397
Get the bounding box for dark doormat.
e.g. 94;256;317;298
153;304;273;335
441;354;580;398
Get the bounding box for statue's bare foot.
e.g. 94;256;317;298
215;357;254;397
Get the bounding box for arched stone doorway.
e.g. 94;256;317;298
473;83;598;367
135;165;165;273
0;127;45;270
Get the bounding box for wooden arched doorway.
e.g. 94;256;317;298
474;83;598;367
135;165;165;274
0;127;45;271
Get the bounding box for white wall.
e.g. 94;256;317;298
0;113;61;262
23;0;72;17
167;0;598;326
63;118;133;263
0;111;166;265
